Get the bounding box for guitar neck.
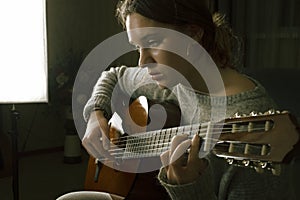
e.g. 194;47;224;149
108;111;299;168
110;120;236;159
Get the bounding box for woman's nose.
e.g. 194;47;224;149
138;48;153;67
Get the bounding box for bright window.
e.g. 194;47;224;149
0;0;47;103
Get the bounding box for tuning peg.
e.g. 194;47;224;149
226;158;234;165
281;110;289;114
233;112;242;118
255;166;265;173
259;161;268;169
249;111;258;116
253;161;265;173
271;164;281;176
264;109;275;115
242;160;250;167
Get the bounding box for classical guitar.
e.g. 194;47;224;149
85;97;300;199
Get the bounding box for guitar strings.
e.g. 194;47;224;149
108;125;267;147
102;126;268;159
96;141;265;162
111;127;265;148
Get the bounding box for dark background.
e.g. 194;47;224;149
0;0;299;199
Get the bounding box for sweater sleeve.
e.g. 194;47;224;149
157;160;217;200
83;65;170;121
83;66;126;121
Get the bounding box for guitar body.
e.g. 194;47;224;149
85;156;136;197
84;97;181;199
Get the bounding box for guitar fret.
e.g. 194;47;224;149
160;130;164;150
141;135;147;156
132;137;138;158
149;131;157;157
137;137;142;157
163;128;171;152
155;131;160;154
203;122;212;152
150;132;155;155
171;127;178;139
177;126;184;135
155;130;161;156
150;132;156;156
191;124;201;137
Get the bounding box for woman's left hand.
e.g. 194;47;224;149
160;134;208;185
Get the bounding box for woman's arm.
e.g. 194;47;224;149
158;134;217;200
83;66;128;121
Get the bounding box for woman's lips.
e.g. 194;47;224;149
149;72;164;81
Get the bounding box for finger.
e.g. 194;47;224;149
83;113;113;160
170;139;191;164
88;123;114;160
82;131;103;159
100;122;110;150
160;150;170;167
82;116;103;158
170;134;189;155
188;134;202;162
82;127;113;160
95;111;110;150
187;135;207;173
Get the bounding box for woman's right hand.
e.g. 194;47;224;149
82;110;114;160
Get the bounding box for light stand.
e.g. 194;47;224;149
9;105;20;200
0;1;47;199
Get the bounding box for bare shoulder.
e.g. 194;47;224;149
221;68;256;96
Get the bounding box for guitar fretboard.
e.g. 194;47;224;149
108;117;276;160
110;122;208;159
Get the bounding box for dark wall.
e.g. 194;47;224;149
1;0;130;152
218;0;300;119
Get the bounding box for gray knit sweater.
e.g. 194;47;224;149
83;66;296;200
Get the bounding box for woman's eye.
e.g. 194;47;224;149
133;37;162;53
147;39;160;47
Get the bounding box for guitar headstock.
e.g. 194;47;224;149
213;110;300;175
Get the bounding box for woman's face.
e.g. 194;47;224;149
126;13;203;89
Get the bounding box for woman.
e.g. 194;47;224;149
58;0;295;199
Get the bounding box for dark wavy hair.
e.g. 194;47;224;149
115;0;241;69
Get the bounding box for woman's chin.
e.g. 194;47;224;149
156;80;177;89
